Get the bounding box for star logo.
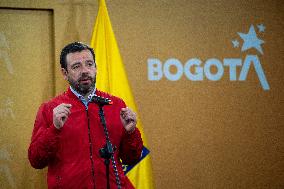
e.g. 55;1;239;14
232;40;239;48
257;24;265;32
237;25;264;54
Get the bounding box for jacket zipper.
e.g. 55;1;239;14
86;107;96;189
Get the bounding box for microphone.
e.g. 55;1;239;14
91;95;113;106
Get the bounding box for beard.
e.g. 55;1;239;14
67;74;96;95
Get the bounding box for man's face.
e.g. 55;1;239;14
62;49;97;95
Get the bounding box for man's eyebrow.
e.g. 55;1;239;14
71;62;81;66
86;60;94;63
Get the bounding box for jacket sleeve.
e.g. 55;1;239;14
28;103;61;169
119;124;143;165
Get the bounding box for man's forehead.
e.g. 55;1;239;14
66;49;94;64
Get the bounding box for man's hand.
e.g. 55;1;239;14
53;103;72;129
120;107;137;134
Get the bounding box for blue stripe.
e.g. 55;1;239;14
122;146;150;174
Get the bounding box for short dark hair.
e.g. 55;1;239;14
60;42;95;70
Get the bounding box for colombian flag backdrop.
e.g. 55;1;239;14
90;0;154;188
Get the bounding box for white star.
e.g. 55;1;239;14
238;25;264;54
257;24;265;32
232;40;239;48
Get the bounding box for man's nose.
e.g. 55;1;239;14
81;64;90;73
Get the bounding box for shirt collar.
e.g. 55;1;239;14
69;86;96;104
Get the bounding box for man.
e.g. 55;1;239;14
28;42;143;189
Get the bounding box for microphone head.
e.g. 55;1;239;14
92;95;113;106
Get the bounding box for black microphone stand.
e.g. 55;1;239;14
95;99;121;189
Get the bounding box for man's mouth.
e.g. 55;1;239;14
79;77;92;84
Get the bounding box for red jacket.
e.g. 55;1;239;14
28;88;143;189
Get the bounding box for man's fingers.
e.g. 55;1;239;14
57;103;72;110
54;104;72;114
63;103;72;109
56;112;69;117
60;104;72;113
120;107;137;133
120;107;134;116
123;112;136;121
57;108;71;115
53;103;72;129
120;109;136;124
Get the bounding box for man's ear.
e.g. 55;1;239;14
61;68;68;80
